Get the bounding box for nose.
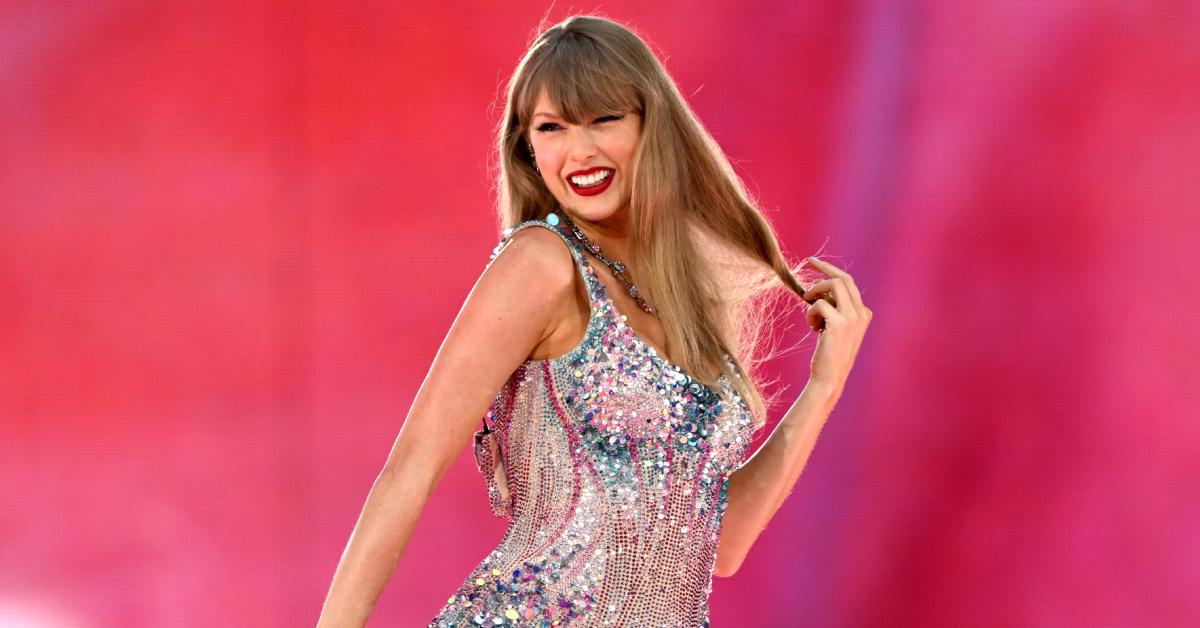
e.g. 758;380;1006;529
565;127;598;164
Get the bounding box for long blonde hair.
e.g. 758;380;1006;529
491;15;818;428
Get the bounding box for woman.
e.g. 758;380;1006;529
318;15;871;627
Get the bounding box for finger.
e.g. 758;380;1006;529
805;299;842;332
801;278;849;309
808;256;865;311
801;279;836;304
828;277;854;315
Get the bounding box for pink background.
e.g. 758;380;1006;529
2;2;1198;626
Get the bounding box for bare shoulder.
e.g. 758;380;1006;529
379;224;581;483
483;225;583;359
485;225;577;307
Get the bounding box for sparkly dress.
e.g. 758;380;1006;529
429;219;756;627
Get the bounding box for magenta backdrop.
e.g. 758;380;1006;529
2;2;1198;627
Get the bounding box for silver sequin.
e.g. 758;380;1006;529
431;220;755;627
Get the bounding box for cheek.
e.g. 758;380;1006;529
617;134;639;165
618;146;638;173
538;153;562;174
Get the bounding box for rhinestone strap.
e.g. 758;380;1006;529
549;210;656;316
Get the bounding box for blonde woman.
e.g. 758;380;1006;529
318;15;871;627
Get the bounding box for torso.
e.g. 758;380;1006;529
431;219;757;627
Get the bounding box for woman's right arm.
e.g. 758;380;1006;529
316;227;579;627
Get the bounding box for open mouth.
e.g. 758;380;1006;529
567;168;615;197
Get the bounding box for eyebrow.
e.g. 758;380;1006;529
532;111;562;120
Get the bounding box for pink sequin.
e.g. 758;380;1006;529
431;220;756;627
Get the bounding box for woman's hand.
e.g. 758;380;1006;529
801;256;872;398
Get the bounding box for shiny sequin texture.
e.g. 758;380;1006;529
430;220;756;627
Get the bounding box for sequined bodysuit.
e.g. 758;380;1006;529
430;219;756;627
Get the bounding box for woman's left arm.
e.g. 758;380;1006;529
714;256;872;577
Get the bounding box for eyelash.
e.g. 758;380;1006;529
535;114;624;133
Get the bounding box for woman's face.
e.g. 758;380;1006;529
527;87;641;225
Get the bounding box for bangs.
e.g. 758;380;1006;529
516;33;643;129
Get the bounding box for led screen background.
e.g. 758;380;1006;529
1;2;1197;626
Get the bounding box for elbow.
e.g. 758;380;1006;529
713;527;750;578
713;562;740;578
712;551;744;578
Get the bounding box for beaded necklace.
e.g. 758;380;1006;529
547;210;656;317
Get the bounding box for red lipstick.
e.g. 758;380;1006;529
565;167;615;197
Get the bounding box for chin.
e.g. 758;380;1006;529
563;196;629;222
570;206;619;222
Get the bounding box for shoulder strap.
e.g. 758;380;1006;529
489;218;584;264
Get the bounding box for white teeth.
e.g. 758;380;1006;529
569;169;612;187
